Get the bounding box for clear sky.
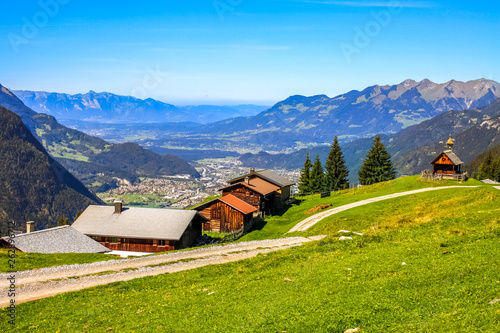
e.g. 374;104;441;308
0;0;498;105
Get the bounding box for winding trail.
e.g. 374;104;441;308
288;186;479;233
0;236;325;307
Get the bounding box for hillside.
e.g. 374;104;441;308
241;98;500;183
466;143;500;177
3;177;499;332
13;89;267;124
0;85;200;190
0;105;102;233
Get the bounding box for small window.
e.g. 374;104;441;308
158;240;165;246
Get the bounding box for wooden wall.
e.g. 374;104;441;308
199;200;245;233
222;186;260;208
95;237;175;253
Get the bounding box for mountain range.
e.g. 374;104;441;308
13;89;268;124
240;98;500;183
0;105;102;233
0;85;200;192
199;78;500;151
30;79;500;154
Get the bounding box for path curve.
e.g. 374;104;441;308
0;236;324;307
288;186;479;233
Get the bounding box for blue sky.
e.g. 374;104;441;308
0;0;498;105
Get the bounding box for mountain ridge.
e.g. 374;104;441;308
13;89;268;124
0;105;102;233
0;85;201;191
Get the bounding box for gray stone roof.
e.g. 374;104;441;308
72;206;202;240
431;150;464;166
1;226;109;253
229;169;295;188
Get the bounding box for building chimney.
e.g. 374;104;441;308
26;221;35;234
245;176;250;184
114;200;123;214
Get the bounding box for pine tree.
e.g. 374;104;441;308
358;135;396;185
325;136;350;191
310;155;325;193
478;153;494;180
493;158;500;182
298;153;313;193
57;216;70;226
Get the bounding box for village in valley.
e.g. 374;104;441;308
99;158;300;210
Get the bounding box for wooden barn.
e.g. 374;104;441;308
227;169;295;210
424;138;467;180
194;195;259;233
72;201;206;253
219;176;280;214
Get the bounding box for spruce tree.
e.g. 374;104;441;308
478;153;494;180
310;155;325;193
358;135;396;185
325;136;350;191
298;153;313;193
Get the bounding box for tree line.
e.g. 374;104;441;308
477;153;500;182
298;135;396;194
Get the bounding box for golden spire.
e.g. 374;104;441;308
446;137;454;151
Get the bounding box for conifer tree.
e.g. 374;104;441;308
298;153;313;193
57;216;70;226
358;135;396;185
325;136;349;191
478;153;494;180
310;155;326;193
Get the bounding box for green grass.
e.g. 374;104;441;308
240;176;483;241
0;250;117;273
98;193;175;208
3;177;499;332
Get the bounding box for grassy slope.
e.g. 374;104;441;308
0;250;117;273
240;176;483;241
3;177;500;332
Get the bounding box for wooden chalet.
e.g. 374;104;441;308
72;201;206;253
219;176;280;215
227;169;295;211
194;194;260;233
424;138;467;180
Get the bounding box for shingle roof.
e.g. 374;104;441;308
220;177;280;196
228;169;295;188
193;195;258;215
220;195;258;215
0;226;109;253
72;206;203;240
430;150;464;166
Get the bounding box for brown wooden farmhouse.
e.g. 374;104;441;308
219;176;280;214
226;169;295;213
72;201;206;253
194;194;259;233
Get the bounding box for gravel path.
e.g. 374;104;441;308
0;236;323;307
288;186;479;232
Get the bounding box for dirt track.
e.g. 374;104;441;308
0;236;324;307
